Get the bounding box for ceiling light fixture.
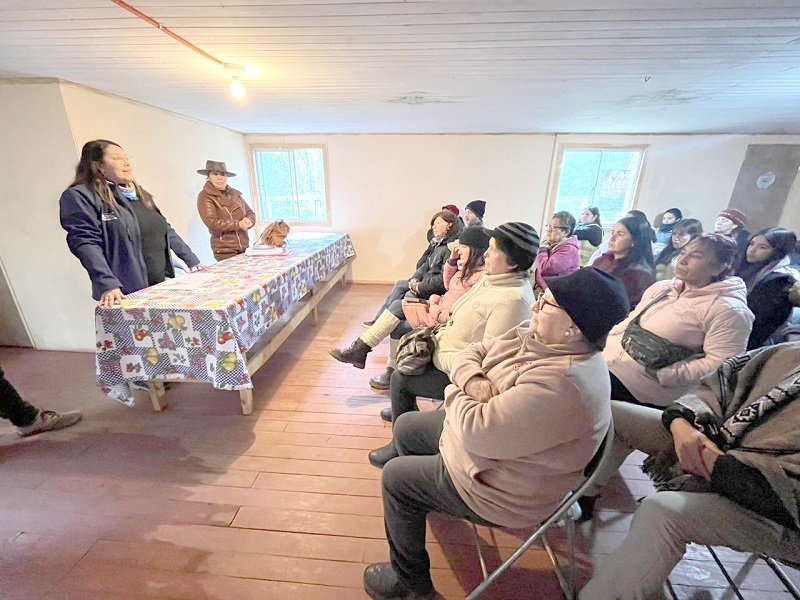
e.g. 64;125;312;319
224;63;246;99
109;0;251;99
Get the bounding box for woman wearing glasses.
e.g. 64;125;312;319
362;267;630;600
60;139;205;307
534;210;580;292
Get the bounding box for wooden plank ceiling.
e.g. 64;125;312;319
1;0;799;134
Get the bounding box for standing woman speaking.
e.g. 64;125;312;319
60;140;204;307
196;160;256;261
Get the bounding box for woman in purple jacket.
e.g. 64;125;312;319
534;210;580;292
60;140;203;307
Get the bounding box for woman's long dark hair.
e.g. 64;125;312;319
655;218;703;266
70;139;153;210
618;216;655;267
752;228;799;264
461;242;488;281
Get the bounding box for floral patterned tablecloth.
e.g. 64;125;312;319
95;232;355;405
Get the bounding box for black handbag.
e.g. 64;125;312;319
395;324;443;375
621;292;704;370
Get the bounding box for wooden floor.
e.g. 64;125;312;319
1;283;798;599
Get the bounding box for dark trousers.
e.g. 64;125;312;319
386;298;405;320
382;411;491;592
0;366;38;427
374;279;410;320
390;320;413;340
389;363;451;421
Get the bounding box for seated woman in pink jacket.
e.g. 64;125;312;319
534;210;580;292
403;230;488;328
329;227;491;390
579;233;755;520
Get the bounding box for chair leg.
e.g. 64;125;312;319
706;546;745;600
762;556;800;599
471;523;489;580
542;532;573;599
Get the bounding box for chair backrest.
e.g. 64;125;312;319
537;418;615;531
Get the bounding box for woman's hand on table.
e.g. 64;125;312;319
464;376;499;403
191;263;209;271
98;288;125;308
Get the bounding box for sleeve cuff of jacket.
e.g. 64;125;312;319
662;404;697;431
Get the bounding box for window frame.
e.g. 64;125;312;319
542;143;649;232
248;143;332;227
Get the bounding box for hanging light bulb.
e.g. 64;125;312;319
230;76;246;99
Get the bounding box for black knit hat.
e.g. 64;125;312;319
545;267;630;348
459;226;491;252
489;222;540;271
465;200;486;219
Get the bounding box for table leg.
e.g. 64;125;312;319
147;382;167;411
240;388;254;415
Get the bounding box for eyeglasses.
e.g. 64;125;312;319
545;225;568;231
534;295;565;313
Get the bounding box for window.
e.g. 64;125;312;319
251;146;329;224
551;147;645;227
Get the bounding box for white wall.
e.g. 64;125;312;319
245;134;556;282
0;81;247;351
0;81;83;350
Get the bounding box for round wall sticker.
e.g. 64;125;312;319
756;171;776;189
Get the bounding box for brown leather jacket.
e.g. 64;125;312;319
197;181;256;257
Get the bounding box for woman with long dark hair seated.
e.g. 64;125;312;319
735;227;799;349
592;215;656;308
654;218;703;281
329;227;491;388
363;210;462;327
575;206;604;266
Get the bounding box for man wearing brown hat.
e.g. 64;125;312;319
197;160;256;261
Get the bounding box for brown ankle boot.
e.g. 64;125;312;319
329;338;372;369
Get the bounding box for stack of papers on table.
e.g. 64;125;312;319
245;245;290;257
157;272;218;290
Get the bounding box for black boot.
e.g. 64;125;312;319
363;562;438;600
329;338;372;369
370;367;395;391
368;443;399;469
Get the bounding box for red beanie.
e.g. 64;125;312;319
718;209;747;228
441;204;460;216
